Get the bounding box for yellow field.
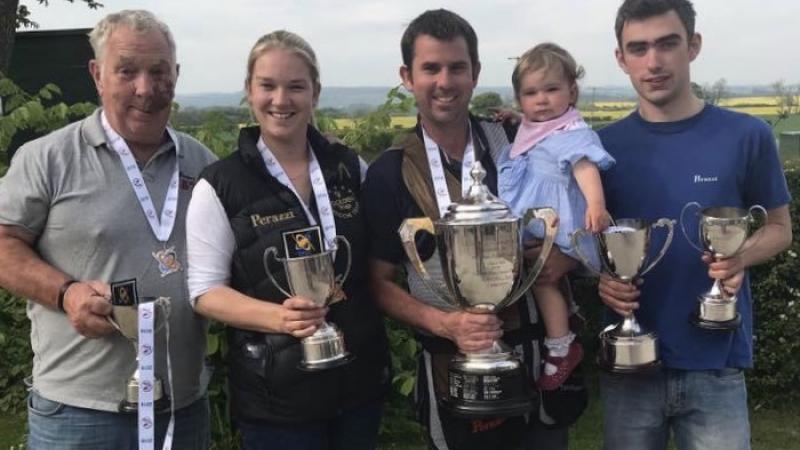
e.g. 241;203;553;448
334;116;417;129
332;96;796;129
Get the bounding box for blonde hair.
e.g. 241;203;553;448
88;10;176;62
512;43;584;104
244;30;320;94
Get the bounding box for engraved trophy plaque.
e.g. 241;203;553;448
572;218;674;373
264;235;353;370
400;162;558;418
680;202;766;330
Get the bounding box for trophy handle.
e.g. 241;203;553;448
569;228;604;277
509;207;558;302
263;247;293;298
333;235;352;286
639;218;675;277
398;217;452;300
739;204;769;255
748;204;767;223
679;201;705;253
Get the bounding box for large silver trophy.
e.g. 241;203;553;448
572;219;674;373
107;297;171;413
264;236;353;370
680;202;766;330
399;162;558;418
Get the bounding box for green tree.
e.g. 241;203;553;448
692;78;728;106
470;91;503;116
1;0;102;74
0;77;95;171
770;80;800;130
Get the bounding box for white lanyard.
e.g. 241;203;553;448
101;112;180;244
138;303;156;449
257;137;337;251
421;124;476;218
137;302;174;450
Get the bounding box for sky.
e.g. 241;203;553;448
20;0;800;95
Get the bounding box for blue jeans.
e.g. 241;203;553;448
600;368;751;450
237;402;382;450
27;390;210;450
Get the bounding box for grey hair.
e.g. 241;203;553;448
245;30;320;94
88;10;176;62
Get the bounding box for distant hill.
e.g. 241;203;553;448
175;85;774;111
175;86;638;110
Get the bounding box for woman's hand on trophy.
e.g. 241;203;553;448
702;253;746;296
441;311;503;353
598;275;641;317
278;296;329;338
63;280;115;338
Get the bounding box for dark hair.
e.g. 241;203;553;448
614;0;696;46
400;9;479;79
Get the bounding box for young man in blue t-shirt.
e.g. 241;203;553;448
597;1;793;449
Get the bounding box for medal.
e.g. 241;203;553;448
102;112;182;277
152;246;182;277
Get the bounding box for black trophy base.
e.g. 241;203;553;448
444;367;536;418
690;311;742;330
597;357;662;375
441;395;536;419
119;395;171;414
298;353;355;372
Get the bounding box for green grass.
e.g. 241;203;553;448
0;413;25;449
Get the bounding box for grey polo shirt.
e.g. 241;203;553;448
0;108;217;412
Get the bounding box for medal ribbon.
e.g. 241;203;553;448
101;112;180;244
257;137;337;251
138;302;156;450
137;301;175;450
421;124;476;218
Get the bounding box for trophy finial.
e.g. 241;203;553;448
464;161;490;203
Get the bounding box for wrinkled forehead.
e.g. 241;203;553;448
102;26;176;66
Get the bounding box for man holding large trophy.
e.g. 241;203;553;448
595;1;793;449
0;10;216;449
364;9;575;450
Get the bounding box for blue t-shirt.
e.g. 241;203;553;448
598;105;791;370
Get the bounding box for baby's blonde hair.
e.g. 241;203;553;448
512;43;584;105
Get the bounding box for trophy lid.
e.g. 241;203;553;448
439;162;515;224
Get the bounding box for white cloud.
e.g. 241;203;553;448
20;0;800;93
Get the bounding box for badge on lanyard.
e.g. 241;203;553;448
102;112;182;281
282;226;323;259
152;246;182;277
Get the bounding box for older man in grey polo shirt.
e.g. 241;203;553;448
0;10;216;450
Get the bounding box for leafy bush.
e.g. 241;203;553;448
0;290;31;414
320;85;414;162
0;78;95;165
749;159;800;406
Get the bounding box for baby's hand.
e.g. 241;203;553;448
585;205;610;233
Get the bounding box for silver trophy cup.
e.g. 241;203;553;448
399;162;558;418
107;296;171;413
264;236;353;370
572;218;674;373
680;202;766;330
